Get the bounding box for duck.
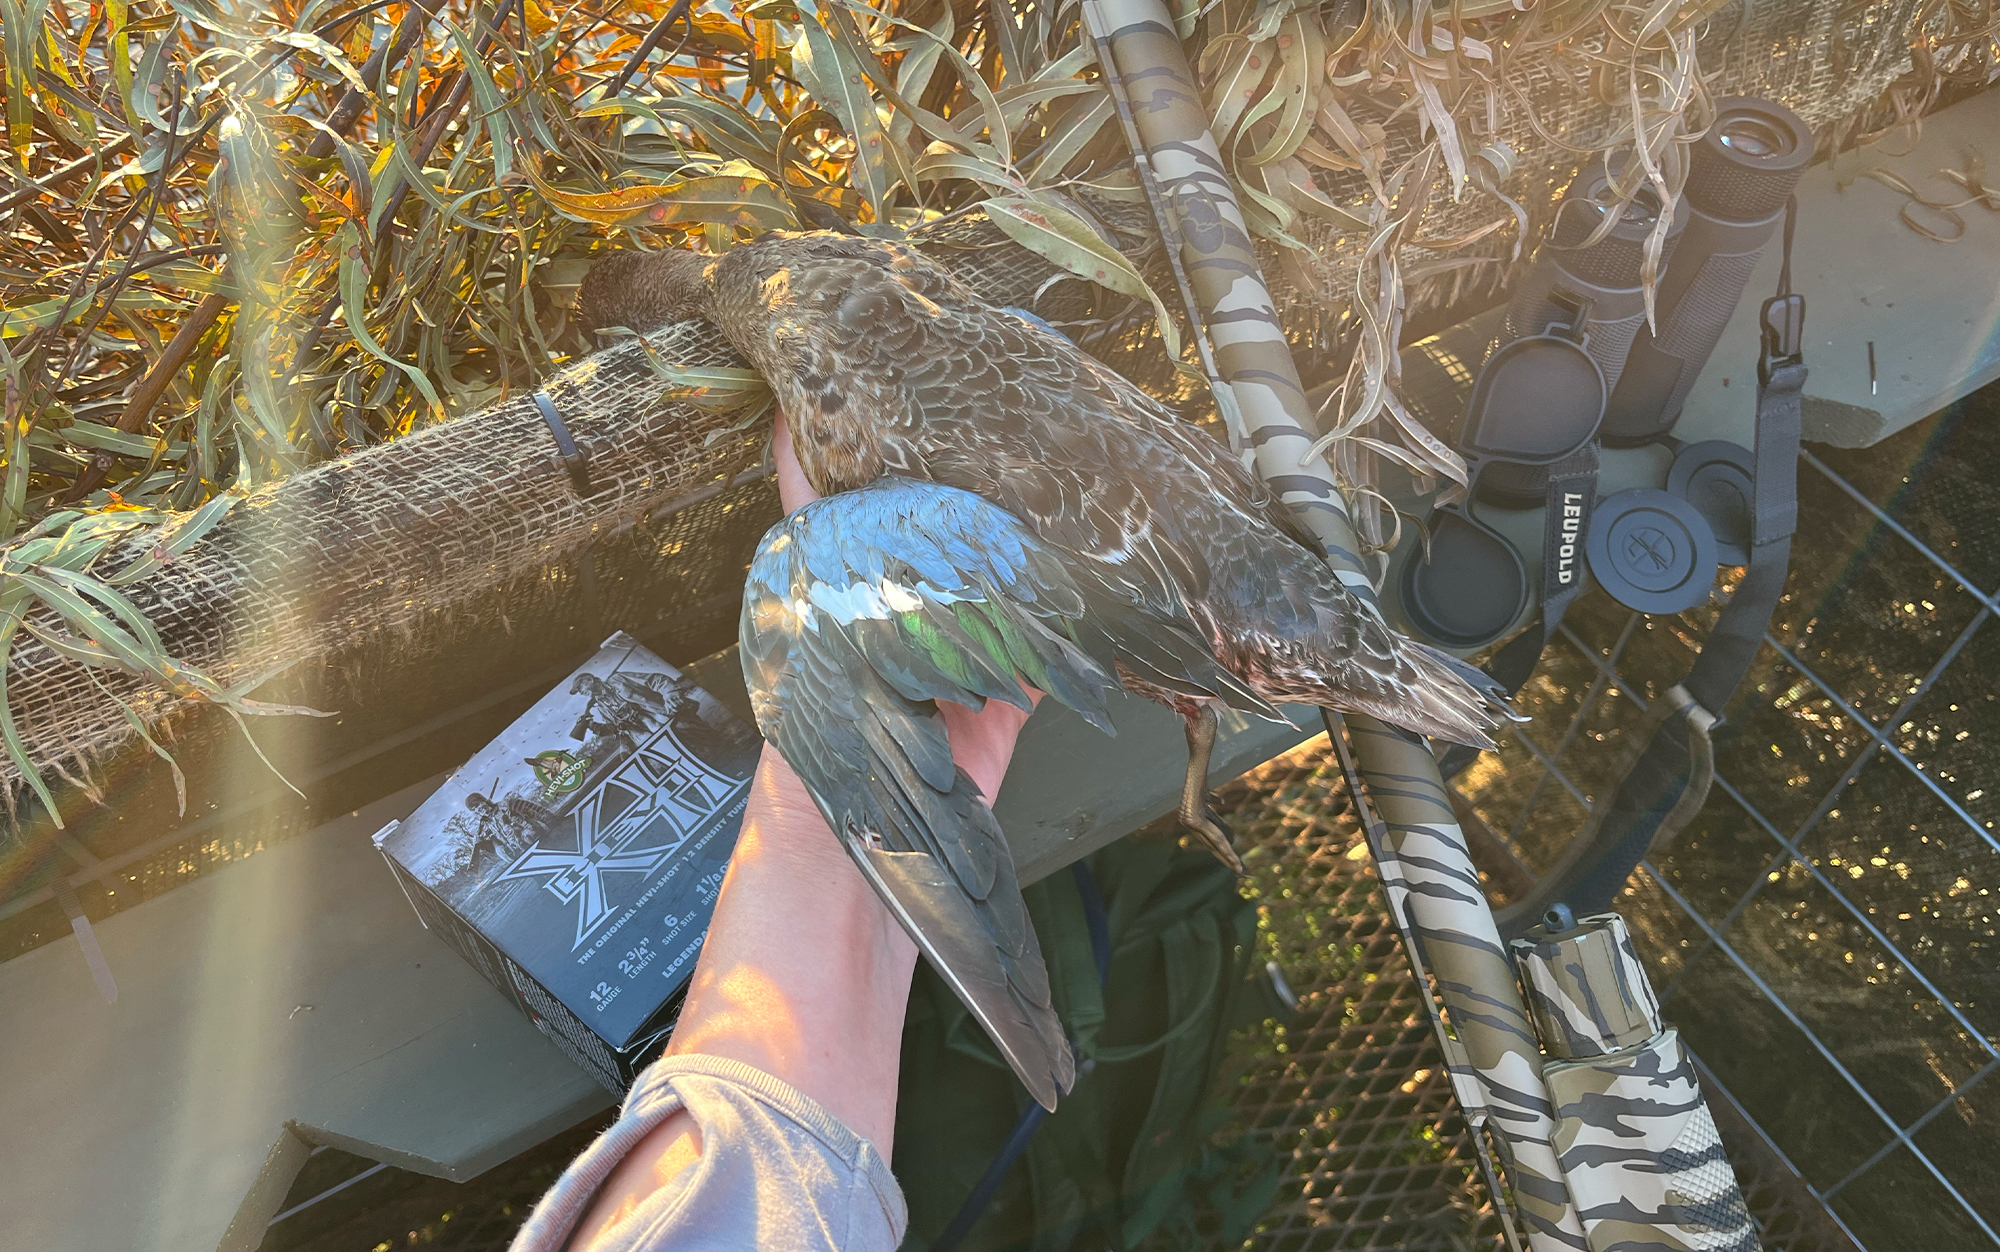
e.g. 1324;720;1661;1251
577;231;1505;1108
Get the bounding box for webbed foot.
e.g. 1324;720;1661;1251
1183;802;1245;875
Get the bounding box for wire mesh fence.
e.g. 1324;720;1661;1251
1199;383;1998;1252
1211;754;1505;1252
1446;386;2000;1251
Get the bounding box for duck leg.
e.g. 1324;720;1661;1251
1179;704;1245;875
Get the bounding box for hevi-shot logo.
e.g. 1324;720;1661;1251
498;727;739;948
527;749;590;799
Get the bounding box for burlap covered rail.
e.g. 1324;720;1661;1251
3;323;754;814
0;221;1085;828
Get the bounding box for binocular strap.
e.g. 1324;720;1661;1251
1518;231;1806;922
1433;452;1599;783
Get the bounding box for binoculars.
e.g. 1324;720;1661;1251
1399;97;1814;652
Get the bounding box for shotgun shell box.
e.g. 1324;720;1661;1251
373;632;762;1091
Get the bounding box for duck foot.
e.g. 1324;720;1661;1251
1180;705;1245;876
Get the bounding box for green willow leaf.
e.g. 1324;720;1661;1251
886;5;951;148
0;289;187;339
379;142;457;232
335;224;447;420
126;18;178;133
267;30;374;98
983;0;1028;85
528;164;795;231
100;675;187;815
1023;91;1112;186
817;4;926;204
1204;36;1275;147
914;146;1020;191
1245;13;1324;167
40;566;176;658
25;621;128;670
654;92;784;167
60;421;184;459
1263;156;1373;231
8;570;164;685
106;492;239;586
825;0;1011;165
1;0;54;151
447;22;512;182
577;97;671;129
991;77;1102;131
0;608;61;823
983;192;1182;362
794;2;897;219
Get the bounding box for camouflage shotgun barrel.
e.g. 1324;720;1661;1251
1512;912;1758;1251
1081;2;1586;1247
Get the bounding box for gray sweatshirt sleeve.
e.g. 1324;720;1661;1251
507;1054;907;1252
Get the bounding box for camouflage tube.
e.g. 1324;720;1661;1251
1082;2;1585;1246
1512;914;1758;1252
1337;719;1583;1250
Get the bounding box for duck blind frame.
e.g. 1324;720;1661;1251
0;0;1983;830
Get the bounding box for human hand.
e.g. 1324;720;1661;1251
697;412;1038;1130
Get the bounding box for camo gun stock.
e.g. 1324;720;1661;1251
1082;2;1585;1246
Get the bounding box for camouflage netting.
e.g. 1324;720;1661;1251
2;319;761;814
0;0;1974;847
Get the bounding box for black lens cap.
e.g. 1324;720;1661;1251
1667;440;1755;566
1402;512;1530;649
1585;489;1719;614
1461;334;1606;465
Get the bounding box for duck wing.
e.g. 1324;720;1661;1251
741;476;1132;1108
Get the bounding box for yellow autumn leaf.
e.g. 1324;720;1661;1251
523;159;798;231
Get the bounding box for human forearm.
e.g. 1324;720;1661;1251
565;412;1036;1249
567;747;917;1248
663;746;922;1148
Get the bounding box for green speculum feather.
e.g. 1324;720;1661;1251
978;605;1053;694
950;603;1031;697
900;609;981;690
